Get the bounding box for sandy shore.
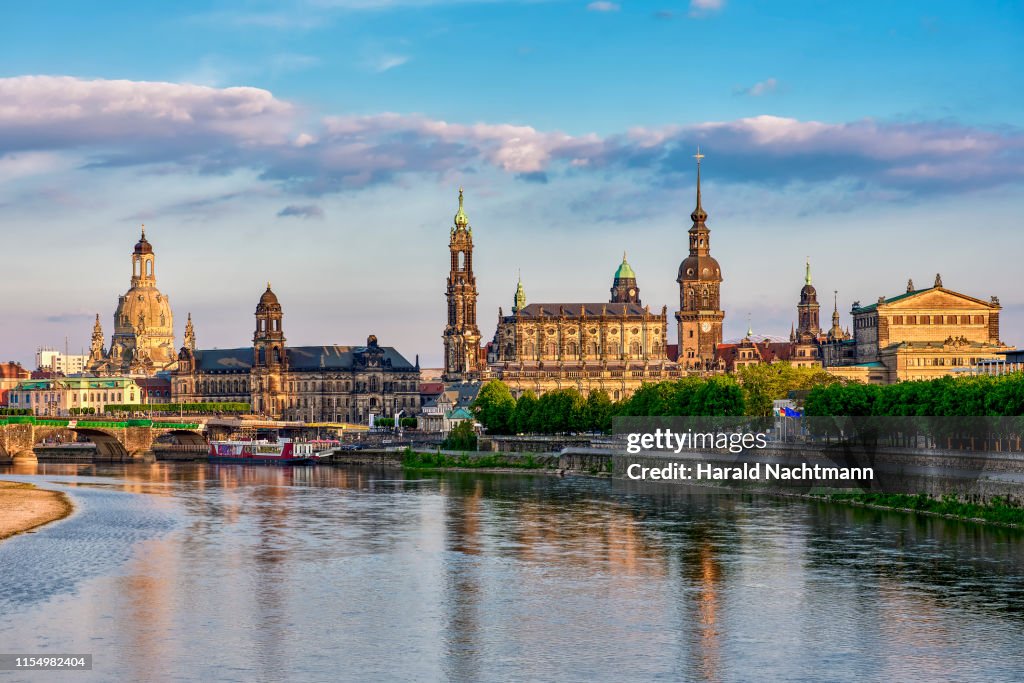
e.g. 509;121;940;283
0;480;73;541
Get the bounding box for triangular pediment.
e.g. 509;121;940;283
883;288;995;311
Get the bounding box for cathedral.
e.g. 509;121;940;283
87;228;177;376
445;150;723;400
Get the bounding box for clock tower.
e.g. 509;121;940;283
675;148;724;370
610;252;641;304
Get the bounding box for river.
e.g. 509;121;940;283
1;462;1023;682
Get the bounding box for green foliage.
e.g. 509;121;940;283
400;417;417;429
827;493;1024;527
616;376;746;417
583;390;614;433
374;417;395;428
512;391;538;434
442;420;478;450
472;380;517;434
737;363;841;417
0;408;33;416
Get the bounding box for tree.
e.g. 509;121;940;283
443;420;477;450
584;390;614;433
473;380;517;434
513;391;538;434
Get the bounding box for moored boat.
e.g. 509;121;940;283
208;438;321;465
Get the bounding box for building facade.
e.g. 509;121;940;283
824;275;1012;383
9;377;143;415
442;189;482;382
173;285;421;422
35;348;88;375
485;257;684;400
87;228;177;376
0;362;31;406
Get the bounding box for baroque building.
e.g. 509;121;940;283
87;228;177;376
676;149;725;371
485;255;684;400
823;274;1011;384
442;189;483;382
173;284;421;422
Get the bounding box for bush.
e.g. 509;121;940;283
442;421;478;451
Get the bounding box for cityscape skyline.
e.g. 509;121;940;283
1;0;1022;367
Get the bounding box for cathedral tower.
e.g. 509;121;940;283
442;188;482;381
252;283;288;415
610;252;641;304
796;258;821;340
675;149;724;369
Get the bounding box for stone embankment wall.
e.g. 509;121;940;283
609;443;1024;504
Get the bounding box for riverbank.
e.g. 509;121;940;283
819;492;1024;528
0;480;74;541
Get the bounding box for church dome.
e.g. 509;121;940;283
614;253;636;281
259;283;279;306
114;287;174;337
134;228;153;255
678;254;722;282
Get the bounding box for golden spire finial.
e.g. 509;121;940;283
267;280;272;290
693;146;704;165
454;187;469;229
140;223;146;239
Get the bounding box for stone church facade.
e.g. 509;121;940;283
87;229;177;376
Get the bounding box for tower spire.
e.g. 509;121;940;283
805;257;812;286
454;187;469;230
691;146;707;225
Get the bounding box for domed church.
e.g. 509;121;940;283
86;228;177;376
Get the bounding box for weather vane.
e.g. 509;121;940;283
693;146;705;164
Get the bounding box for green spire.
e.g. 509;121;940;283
614;251;636;280
805;257;812;286
513;272;526;312
454;187;469;230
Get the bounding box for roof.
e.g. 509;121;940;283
715;341;799;368
419;382;445;395
443;381;482;407
512;302;654;319
192;345;417;373
614;254;636;281
17;377;139;390
854;285;998;313
0;362;29;380
446;407;474;420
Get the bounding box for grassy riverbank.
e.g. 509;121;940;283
401;450;554;471
824;492;1024;527
0;480;73;540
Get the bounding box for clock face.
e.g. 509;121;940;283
701;322;711;333
628;288;636;296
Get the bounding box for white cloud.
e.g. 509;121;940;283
0;76;1020;198
689;0;724;17
587;1;620;12
736;77;778;97
372;54;410;72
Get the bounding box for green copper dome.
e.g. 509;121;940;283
614;252;636;280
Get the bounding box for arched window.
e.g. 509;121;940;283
258;348;266;365
525;342;536;357
504;342;514;358
457;251;465;271
546;342;557;356
630;341;641;356
586;342;598;357
567;341;578;356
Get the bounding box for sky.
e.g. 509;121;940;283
1;0;1022;368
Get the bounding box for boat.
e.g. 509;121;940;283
208;438;321;465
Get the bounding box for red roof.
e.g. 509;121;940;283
419;382;445;395
716;341;797;370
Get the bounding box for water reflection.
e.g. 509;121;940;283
0;463;1022;682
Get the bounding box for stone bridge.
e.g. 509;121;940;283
0;417;212;461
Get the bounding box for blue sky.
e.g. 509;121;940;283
1;0;1022;367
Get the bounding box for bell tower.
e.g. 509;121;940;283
610;252;641;304
442;188;482;382
675;148;725;370
252;283;288;416
796;258;821;339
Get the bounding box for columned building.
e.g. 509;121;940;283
87;228;177;376
442;189;482;382
824;275;1012;384
173;285;421;422
676;150;725;371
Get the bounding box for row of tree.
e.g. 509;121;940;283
372;417;418;429
473;366;840;434
804;374;1024;418
0;408;33;416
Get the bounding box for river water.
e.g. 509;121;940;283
1;462;1023;683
